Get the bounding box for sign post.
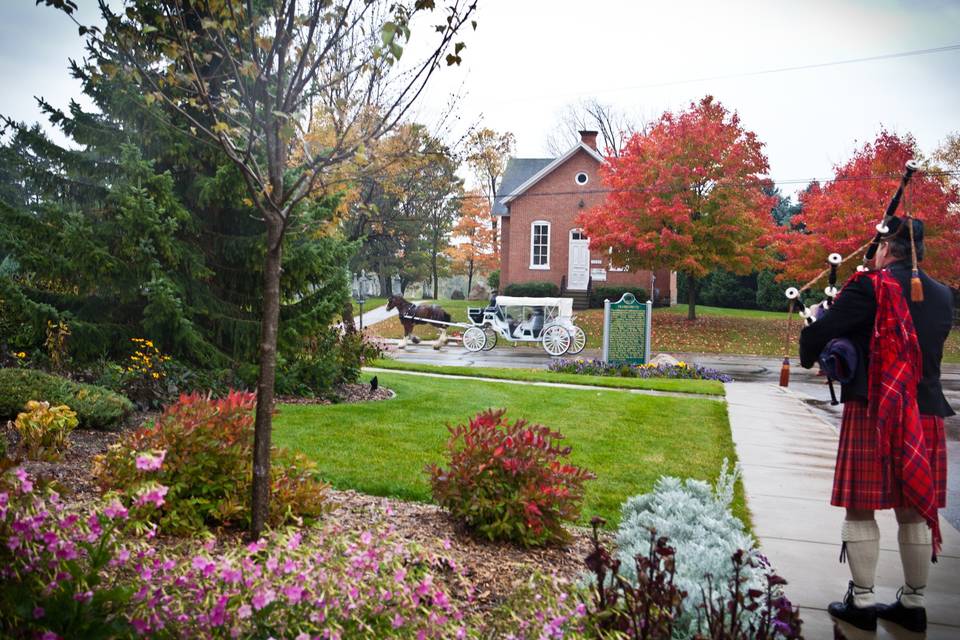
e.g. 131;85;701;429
602;293;652;364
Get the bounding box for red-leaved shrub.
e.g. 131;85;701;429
428;408;594;547
94;390;327;534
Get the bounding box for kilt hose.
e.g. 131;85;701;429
832;400;947;510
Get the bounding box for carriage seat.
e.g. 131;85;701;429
516;310;544;338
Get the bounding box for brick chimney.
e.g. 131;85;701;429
579;130;599;151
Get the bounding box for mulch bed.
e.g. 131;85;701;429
3;383;596;610
326;488;595;611
276;381;394;405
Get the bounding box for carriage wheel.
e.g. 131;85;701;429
462;326;487;352
541;324;571;356
481;326;498;351
567;326;586;355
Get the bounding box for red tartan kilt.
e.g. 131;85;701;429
832;401;947;510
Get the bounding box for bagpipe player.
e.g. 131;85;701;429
798;215;954;633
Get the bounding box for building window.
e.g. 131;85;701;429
575;172;589;185
530;221;550;269
571;229;587;240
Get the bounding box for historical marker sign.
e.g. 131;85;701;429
602;293;652;364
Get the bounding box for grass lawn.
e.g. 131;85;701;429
661;304;785;319
368;359;725;396
273;372;747;529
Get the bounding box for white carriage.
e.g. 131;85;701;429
462;296;586;356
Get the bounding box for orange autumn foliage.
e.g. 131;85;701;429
779;130;960;286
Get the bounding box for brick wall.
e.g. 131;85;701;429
499;147;668;302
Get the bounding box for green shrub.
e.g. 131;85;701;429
487;269;500;292
588;286;649;308
275;330;383;397
428;408;594;547
503;281;559;297
0;368;133;430
14;401;78;461
93;390;328;534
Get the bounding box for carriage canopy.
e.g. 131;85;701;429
493;296;574;318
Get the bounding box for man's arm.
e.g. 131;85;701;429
798;276;875;368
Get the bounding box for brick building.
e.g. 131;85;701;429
494;131;676;307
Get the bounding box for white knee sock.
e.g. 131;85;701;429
897;522;931;609
842;519;880;607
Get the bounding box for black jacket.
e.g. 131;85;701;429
799;260;955;417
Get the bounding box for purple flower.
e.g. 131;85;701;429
32;606;45;619
73;590;93;604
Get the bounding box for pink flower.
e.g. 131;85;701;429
135;484;169;508
287;531;302;550
237;603;252;619
14;468;33;494
73;590;93;604
284;584;304;605
33;606;44;619
359;531;372;545
392;613;405;629
251;588;275;611
295;634;310;640
103;500;129;520
41;632;59;640
135;450;166;472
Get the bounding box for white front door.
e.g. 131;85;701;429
568;230;590;290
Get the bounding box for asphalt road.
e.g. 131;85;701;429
386;343;960;532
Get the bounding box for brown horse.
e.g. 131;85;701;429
386;295;452;350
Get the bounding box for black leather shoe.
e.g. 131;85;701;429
828;581;877;631
876;600;927;633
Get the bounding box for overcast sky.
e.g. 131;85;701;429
2;0;958;196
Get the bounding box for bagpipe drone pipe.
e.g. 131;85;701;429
778;159;921;391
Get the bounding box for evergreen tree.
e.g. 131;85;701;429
0;57;352;384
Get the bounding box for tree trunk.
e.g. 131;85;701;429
251;221;283;538
466;259;474;297
379;272;391;298
341;300;356;335
431;254;439;300
686;273;698;321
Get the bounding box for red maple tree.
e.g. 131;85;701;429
447;190;498;295
780;130;960;285
577;96;776;319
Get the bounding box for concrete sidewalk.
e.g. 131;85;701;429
726;382;960;639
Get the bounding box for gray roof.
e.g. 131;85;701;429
492;157;554;216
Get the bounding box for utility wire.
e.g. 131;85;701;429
510;43;960;102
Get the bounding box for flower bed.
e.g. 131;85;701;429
548;359;733;382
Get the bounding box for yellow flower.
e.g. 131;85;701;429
15;352;26;359
677;361;687;368
152;372;160;379
145;340;154;348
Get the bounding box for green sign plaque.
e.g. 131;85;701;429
602;293;652;365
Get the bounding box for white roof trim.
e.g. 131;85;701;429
500;142;604;206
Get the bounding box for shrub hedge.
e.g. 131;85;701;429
502;281;559;297
0;368;133;430
588;286;649;308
